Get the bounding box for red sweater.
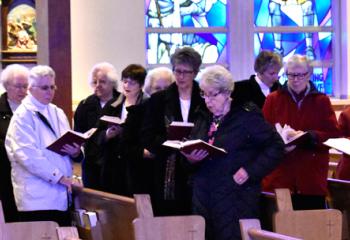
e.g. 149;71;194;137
262;86;340;195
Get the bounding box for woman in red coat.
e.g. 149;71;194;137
335;107;350;180
262;54;340;210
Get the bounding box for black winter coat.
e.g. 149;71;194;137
189;101;284;240
0;93;18;222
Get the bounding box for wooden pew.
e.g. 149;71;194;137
240;219;301;240
73;187;138;240
327;178;350;240
3;221;59;240
273;188;342;240
133;215;205;240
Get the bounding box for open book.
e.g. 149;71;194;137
323;138;350;155
167;121;194;140
275;123;308;146
162;139;227;157
100;115;124;126
47;128;97;156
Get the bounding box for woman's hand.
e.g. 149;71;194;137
59;176;83;193
106;125;123;140
233;167;249;185
181;149;208;164
143;149;155;159
61;142;81;158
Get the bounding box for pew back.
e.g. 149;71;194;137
273;188;342;240
133;216;205;240
74;187;137;240
1;221;59;240
240;219;302;240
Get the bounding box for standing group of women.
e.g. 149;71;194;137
0;46;343;240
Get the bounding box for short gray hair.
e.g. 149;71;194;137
284;54;313;74
143;67;175;95
29;65;55;87
199;65;235;93
1;64;29;89
88;62;118;89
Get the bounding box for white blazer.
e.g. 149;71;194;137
5;94;73;211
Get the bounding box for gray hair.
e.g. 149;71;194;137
284;54;313;74
1;64;30;89
88;62;118;89
199;65;235;93
143;67;175;95
29;65;55;87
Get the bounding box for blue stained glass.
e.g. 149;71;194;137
255;0;332;27
146;33;227;64
145;0;227;28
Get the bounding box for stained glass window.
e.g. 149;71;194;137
145;0;227;65
254;0;333;94
7;0;36;51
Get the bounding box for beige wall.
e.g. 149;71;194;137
70;0;146;109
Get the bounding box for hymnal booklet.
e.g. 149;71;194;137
275;123;308;146
167;121;194;140
162;139;227;157
100;115;124;126
323;138;350;155
47;128;97;156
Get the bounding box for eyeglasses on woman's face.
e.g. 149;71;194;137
200;90;221;100
32;85;57;91
286;72;309;79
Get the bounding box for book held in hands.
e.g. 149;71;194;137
167;121;194;140
162;139;227;157
47;128;97;156
275;123;308;146
100;115;124;126
323;138;350;155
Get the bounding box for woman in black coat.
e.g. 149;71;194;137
141;47;207;216
74;62;120;190
183;65;284;240
0;64;29;222
96;64;148;196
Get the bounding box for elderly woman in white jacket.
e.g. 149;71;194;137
5;65;82;226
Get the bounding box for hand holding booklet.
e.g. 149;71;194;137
275;123;308;146
100;115;124;126
47;128;97;156
323;138;350;155
167;121;194;140
162;139;227;157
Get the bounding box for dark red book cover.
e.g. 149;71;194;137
47;128;97;156
163;139;227;157
167;121;194;140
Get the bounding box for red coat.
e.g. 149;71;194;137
335;107;350;180
262;84;340;195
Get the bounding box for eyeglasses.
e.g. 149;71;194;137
286;72;309;79
122;79;139;86
32;85;57;91
10;84;28;90
200;90;221;100
173;69;194;77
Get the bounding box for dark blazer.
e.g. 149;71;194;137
73;90;119;189
141;81;207;216
0;92;19;222
232;75;281;108
97;93;149;196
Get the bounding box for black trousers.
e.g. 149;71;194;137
17;209;71;226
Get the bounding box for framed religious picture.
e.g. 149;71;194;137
1;0;37;67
